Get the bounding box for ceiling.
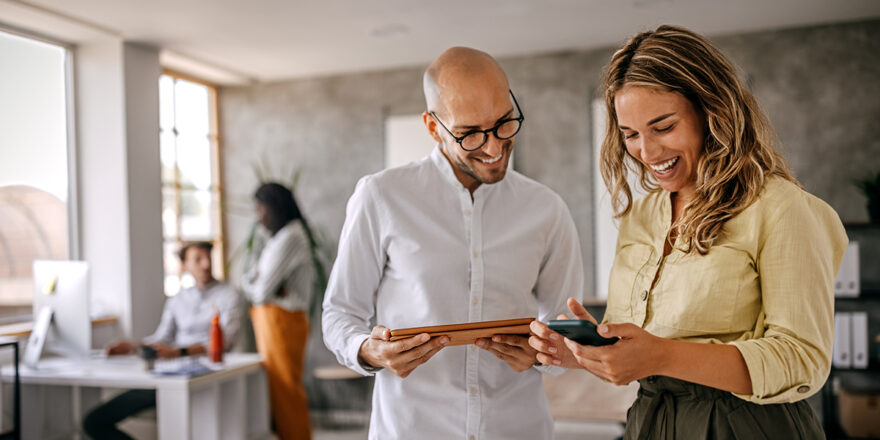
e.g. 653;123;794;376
5;0;880;84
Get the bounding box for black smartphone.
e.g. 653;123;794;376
547;320;618;346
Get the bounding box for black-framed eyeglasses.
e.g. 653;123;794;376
430;90;524;152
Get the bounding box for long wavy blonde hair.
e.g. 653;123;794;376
600;25;798;255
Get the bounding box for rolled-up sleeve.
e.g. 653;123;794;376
143;298;176;346
242;227;310;305
730;194;847;404
322;177;387;376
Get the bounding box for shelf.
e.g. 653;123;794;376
836;295;880;302
843;222;880;230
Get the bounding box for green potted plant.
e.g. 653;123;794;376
855;170;880;223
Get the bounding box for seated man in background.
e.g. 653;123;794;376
82;241;242;440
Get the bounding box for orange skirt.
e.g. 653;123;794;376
250;304;311;440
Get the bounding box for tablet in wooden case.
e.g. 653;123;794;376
389;317;534;346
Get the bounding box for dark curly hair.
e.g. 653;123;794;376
254;182;303;234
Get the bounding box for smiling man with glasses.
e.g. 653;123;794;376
323;47;584;440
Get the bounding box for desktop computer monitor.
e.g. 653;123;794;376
30;260;91;360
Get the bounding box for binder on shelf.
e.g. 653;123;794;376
834;241;860;297
833;312;852;369
851;311;869;369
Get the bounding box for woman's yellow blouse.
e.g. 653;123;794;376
604;176;848;404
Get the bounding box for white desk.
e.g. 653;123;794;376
2;353;271;440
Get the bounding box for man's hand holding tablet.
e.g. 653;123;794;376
359;318;537;377
358;325;451;378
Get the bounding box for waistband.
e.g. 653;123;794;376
637;375;734;401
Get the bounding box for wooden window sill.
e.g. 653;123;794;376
0;316;117;338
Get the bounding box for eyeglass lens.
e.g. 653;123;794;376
460;119;521;151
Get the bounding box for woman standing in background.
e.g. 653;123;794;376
242;182;315;440
530;25;847;438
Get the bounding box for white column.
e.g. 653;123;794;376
75;39;164;339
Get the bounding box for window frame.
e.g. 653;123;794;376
0;24;78;323
159;69;227;294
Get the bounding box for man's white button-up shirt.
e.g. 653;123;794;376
323;146;584;440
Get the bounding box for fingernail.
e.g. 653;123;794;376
598;325;608;334
553;359;561;366
421;334;430;342
476;340;485;348
550;333;560;341
441;337;450;345
549;347;557;354
492;336;500;342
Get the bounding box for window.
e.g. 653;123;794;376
159;71;225;296
0;29;72;323
384;114;435;169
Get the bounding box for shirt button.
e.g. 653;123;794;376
472;298;479;305
641;290;648;301
473;251;479;258
464;209;472;216
797;385;810;394
470;387;478;395
470;436;475;440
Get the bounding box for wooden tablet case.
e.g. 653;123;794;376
389;318;534;346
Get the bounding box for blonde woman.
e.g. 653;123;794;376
529;25;847;438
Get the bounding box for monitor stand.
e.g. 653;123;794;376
23;306;53;368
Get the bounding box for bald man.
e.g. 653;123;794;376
323;47;584;439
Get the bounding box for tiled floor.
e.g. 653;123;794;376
314;420;625;440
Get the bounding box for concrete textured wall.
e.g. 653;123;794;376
219;18;880;410
715;21;880;221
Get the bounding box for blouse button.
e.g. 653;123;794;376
640;290;648;301
797;385;810;394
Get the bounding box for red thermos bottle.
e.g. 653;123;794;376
210;313;223;363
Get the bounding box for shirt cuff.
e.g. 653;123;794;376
533;363;565;376
729;340;817;404
346;333;380;376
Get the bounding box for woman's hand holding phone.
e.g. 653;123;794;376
531;297;672;385
528;297;597;369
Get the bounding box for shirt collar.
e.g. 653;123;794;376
430;144;465;191
429;144;502;198
192;280;218;297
